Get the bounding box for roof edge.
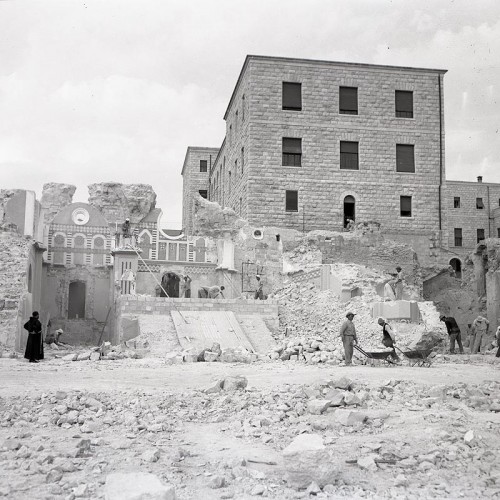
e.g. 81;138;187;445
181;146;220;176
223;54;448;120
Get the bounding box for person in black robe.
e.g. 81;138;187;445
24;311;44;363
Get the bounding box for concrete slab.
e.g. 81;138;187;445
171;310;255;353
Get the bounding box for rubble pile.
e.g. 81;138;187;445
1;373;499;498
273;266;446;363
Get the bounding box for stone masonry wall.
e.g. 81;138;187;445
443;180;500;259
218;57;446;236
182;147;219;234
117;295;279;330
211;68;251;219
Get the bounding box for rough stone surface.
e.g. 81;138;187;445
282;433;338;488
41;183;76;225
104;472;176;500
88;182;157;224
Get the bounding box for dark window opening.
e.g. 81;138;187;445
396;144;415;173
400;196;412;217
200;160;207;172
340;141;359;170
454;197;461;208
395;90;413;118
498;228;500;238
68;281;86;319
339;86;358;115
282;82;302;111
282;137;302;167
199;190;208;199
285;190;298;212
477;228;485;243
476;198;484;209
343;196;355;227
454;228;463;247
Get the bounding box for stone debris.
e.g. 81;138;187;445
1;371;499;499
282;434;338;488
104;472;176;500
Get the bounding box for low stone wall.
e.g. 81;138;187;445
117;295;279;329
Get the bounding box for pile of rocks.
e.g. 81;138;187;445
269;337;343;364
56;342;144;362
165;343;260;365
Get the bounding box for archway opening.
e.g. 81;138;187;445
450;258;462;279
68;281;86;319
343;195;355;228
161;272;180;298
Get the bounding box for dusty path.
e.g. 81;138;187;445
0;358;498;396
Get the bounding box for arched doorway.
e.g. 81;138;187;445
160;272;180;298
450;258;462;279
68;281;86;319
343;196;355;228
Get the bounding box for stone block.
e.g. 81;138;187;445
104;472;176;500
335;410;367;426
282;434;338;488
307;399;331;415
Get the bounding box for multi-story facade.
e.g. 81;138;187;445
182;55;500;269
181;146;219;234
443;177;500;267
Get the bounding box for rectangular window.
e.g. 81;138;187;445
285;190;298;212
282;82;302;111
282;137;302;167
340;141;359;170
477;228;485;243
476;197;484;209
454;197;461;208
395;90;413;118
396;144;415;173
339;86;358;115
498;228;500;238
199;190;207;199
400;196;412;217
200;160;207;172
454;228;463;247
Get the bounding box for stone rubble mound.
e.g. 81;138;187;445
273;263;447;363
1;374;499;498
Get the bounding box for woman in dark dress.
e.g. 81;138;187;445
24;311;44;363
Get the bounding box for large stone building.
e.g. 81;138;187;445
182;55;500;270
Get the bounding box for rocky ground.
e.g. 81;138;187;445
1;356;499;499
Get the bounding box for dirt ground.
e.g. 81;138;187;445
1;356;500;499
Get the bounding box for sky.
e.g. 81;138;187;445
1;0;499;228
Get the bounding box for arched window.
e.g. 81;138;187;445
93;236;105;266
73;234;86;265
53;234;66;264
194;238;206;262
27;264;33;293
343;196;355;228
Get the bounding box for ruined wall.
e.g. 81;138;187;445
41;183;76;226
283;229;420;287
0;228;30;348
88;182;157;225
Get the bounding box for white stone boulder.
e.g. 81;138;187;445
282;433;338;488
104;472;175;500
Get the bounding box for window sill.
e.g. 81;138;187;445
285;210;299;213
339;112;359;116
282;108;302;112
